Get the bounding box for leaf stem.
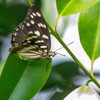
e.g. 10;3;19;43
26;0;33;6
85;80;92;86
53;15;61;31
46;21;100;89
24;2;100;88
91;61;94;77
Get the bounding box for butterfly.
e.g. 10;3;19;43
9;5;56;59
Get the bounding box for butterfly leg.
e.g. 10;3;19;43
45;57;51;72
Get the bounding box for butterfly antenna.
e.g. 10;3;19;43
55;52;66;57
55;42;74;52
55;47;64;52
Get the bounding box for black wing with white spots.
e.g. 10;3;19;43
9;5;51;58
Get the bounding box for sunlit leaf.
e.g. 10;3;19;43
79;1;100;60
0;61;5;75
56;0;99;16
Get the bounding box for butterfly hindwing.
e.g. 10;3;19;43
10;5;51;58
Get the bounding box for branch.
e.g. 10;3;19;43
26;0;33;6
25;0;100;89
46;21;100;89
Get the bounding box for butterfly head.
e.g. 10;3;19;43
48;51;66;57
49;51;57;57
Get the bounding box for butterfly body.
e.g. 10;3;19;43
9;5;56;59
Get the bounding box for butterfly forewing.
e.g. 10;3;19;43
10;5;51;58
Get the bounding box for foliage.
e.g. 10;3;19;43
0;0;100;100
79;2;100;60
0;54;52;100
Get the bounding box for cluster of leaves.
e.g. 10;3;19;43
0;0;100;100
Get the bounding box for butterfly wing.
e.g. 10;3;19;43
9;5;51;58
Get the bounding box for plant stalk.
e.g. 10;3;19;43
26;0;100;88
91;61;94;77
46;21;100;88
26;0;33;6
53;15;61;31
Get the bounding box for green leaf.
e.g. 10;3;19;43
41;61;79;100
42;61;79;90
0;53;52;100
64;85;100;100
78;1;100;60
0;61;5;76
56;0;99;16
0;4;15;35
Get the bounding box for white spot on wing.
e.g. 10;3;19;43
28;31;33;34
34;31;40;36
40;40;44;42
42;35;49;39
30;15;33;18
38;23;46;28
37;40;44;43
40;46;47;48
43;24;46;28
14;33;17;36
31;20;34;24
26;23;30;26
33;13;36;16
38;23;41;27
44;50;47;52
38;23;43;27
36;12;41;17
40;23;44;27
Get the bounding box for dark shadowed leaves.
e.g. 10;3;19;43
0;4;28;36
